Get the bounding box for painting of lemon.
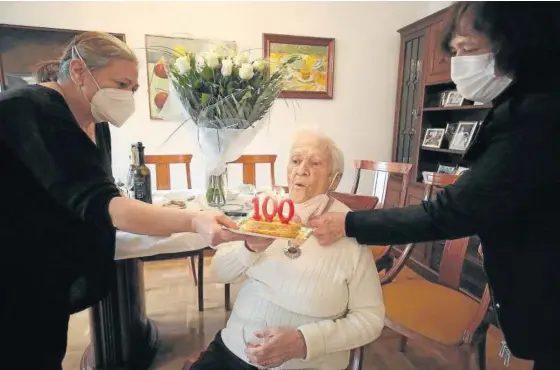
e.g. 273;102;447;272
269;43;328;92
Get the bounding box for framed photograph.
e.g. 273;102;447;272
456;166;469;176
437;164;457;174
263;33;335;99
443;90;465;107
422;128;445;149
449;121;479;151
0;24;124;91
444;122;458;143
145;34;236;120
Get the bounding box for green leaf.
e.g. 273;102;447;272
202;66;213;81
201;93;210;106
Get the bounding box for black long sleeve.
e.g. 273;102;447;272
346;96;557;246
0;93;120;229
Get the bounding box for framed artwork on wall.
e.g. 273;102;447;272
0;24;125;91
144;34;236;120
263;33;335;99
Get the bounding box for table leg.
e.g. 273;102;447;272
80;259;159;370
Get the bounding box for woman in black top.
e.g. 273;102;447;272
309;3;560;369
0;32;248;369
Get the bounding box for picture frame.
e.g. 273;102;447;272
437;164;457;174
443;122;458;143
449;121;479;151
263;33;335;99
421;128;445;149
144;34;236;120
443;90;465;107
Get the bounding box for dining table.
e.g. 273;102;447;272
80;189;255;370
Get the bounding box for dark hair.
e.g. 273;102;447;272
441;2;560;80
34;31;137;83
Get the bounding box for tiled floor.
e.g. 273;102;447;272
63;260;534;370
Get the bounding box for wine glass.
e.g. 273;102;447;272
242;318;269;346
243;319;269;369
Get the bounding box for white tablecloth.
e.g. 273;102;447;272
115;190;251;260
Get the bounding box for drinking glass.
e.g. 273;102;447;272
242;318;269;346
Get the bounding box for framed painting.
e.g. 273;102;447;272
144;34;236;120
263;33;335;99
0;24;125;91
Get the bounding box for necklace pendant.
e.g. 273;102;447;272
284;240;302;259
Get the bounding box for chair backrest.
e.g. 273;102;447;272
144;154;193;190
351;160;412;209
331;192;379;211
421;171;458;201
228;154;277;186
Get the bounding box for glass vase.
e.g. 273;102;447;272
206;171;228;208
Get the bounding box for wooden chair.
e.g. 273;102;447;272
350;160;413;269
221;154;277;311
378;172;491;370
380;239;491;370
182;345;366;370
141;154;206;312
228;154;277;187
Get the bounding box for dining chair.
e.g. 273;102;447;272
219;154;278;311
350;160;413;271
140;154;206;312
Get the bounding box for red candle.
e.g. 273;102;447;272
252;196;261;221
278;199;295;224
262;196;278;222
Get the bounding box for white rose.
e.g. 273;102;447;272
221;58;233;77
175;56;191;74
234;53;248;66
252;59;266;72
195;54;206;71
205;52;221;69
238;63;254;80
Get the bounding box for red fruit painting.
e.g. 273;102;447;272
153;61;168;79
154;91;168;110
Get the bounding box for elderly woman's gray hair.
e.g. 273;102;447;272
290;129;345;176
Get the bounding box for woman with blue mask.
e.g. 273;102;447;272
308;2;560;369
0;32;255;369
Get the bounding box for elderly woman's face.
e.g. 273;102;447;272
287;137;335;203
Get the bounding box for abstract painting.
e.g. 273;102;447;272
144;34;236;120
263;33;335;99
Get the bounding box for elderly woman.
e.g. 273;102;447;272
189;130;385;370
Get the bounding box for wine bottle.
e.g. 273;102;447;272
133;142;152;204
126;144;138;197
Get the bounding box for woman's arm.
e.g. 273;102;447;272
297;247;385;360
211;241;265;283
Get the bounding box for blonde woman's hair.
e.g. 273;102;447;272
36;31;137;83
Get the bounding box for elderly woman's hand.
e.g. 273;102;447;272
307;211;348;246
245;327;307;368
191;211;245;246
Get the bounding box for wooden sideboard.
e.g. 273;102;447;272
387;6;487;299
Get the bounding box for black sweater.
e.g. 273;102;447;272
346;78;560;360
0;84;120;318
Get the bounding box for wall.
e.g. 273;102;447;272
0;1;437;193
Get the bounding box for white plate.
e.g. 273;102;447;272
163;191;195;202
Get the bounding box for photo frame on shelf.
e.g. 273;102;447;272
421;128;445;149
443;122;458;144
263;33;335;99
456;166;469;176
443;90;465;107
437;163;457;174
449;121;479;151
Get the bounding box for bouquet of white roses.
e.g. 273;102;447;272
162;46;296;207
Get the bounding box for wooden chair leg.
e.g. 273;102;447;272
190;256;198;287
475;333;487;370
197;250;204;312
225;284;231;311
399;336;408;352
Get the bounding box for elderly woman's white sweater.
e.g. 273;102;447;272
213;199;385;370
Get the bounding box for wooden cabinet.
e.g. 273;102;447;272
425;19;451;85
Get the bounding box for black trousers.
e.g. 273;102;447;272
190;331;258;370
533;358;557;370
